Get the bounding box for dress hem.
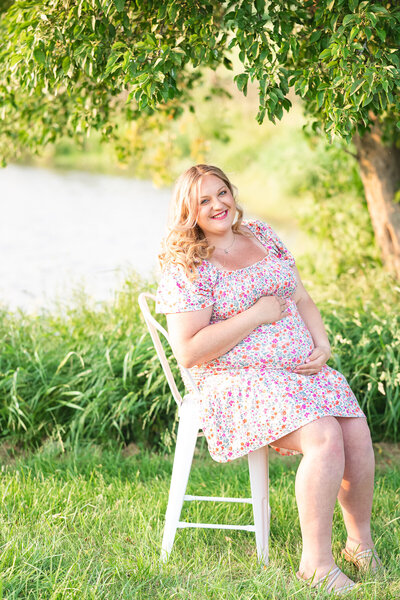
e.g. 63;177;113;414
207;410;366;463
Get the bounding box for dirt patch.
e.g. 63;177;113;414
0;440;29;465
121;442;140;458
373;442;400;470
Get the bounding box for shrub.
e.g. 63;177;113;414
0;275;398;452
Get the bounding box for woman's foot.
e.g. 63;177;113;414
297;562;356;594
342;537;383;573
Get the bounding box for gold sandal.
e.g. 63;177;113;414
342;546;383;573
296;566;356;595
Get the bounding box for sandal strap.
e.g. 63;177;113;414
325;568;343;593
343;545;383;573
297;567;355;594
345;546;382;564
352;548;377;560
314;567;341;591
335;582;356;594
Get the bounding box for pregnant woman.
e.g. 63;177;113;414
156;164;382;594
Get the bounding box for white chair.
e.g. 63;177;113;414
138;292;270;565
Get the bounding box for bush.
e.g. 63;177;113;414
0;274;398;451
322;303;400;441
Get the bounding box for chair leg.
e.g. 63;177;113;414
248;445;270;566
160;398;200;562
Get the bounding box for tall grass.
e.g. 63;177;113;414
323;305;400;441
0;275;181;451
0;274;398;451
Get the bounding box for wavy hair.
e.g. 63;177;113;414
159;164;244;280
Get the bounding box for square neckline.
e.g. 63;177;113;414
204;221;271;274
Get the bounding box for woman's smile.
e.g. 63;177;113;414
211;209;228;220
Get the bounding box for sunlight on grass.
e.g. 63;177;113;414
0;443;398;599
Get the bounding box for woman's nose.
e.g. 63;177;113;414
211;196;224;208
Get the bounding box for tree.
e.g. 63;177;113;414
1;1;399;276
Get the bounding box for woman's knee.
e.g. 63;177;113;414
301;417;345;461
338;417;374;458
275;416;345;459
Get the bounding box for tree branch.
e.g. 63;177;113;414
342;147;358;160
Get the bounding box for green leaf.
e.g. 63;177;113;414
376;29;386;42
316;91;324;109
223;57;233;70
269;91;278;105
113;0;125;12
349;79;364;95
300;80;309;97
332;76;344;87
310;30;322;44
62;56;71;75
349;26;359;42
9;55;23;67
33;48;46;64
361;93;373;107
319;48;331;60
255;0;264;14
235;73;249;95
343;14;355;26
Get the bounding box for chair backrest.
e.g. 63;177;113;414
138;292;199;407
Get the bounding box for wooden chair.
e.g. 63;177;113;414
138;292;270;565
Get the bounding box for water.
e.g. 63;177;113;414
0;165;171;312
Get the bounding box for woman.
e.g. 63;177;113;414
156;164;382;594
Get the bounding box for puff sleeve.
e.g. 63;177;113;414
156;262;215;314
250;219;296;267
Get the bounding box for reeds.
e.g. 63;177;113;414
0;275;398;450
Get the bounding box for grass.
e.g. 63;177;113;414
0;275;399;452
0;440;399;599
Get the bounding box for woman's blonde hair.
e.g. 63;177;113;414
159;164;244;279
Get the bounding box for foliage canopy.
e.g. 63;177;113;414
0;0;399;164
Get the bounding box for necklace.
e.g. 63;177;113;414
215;234;236;254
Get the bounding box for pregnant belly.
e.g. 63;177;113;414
206;304;314;371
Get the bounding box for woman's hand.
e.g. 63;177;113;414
293;345;331;375
253;295;290;325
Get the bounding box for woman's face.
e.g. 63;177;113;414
195;174;236;237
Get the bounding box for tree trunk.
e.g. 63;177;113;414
353;120;400;280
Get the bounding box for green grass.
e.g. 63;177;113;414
0;441;398;599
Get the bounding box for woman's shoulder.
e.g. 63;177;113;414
156;260;216;314
241;218;274;238
159;258;217;286
241;218;295;265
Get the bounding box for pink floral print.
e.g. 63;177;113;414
156;220;365;462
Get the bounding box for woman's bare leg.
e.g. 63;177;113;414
273;416;354;588
336;417;379;563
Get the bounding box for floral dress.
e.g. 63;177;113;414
156;219;365;462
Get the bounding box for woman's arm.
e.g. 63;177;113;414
167;295;289;368
291;266;331;374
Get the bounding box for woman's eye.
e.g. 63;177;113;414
219;190;226;196
200;198;209;205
